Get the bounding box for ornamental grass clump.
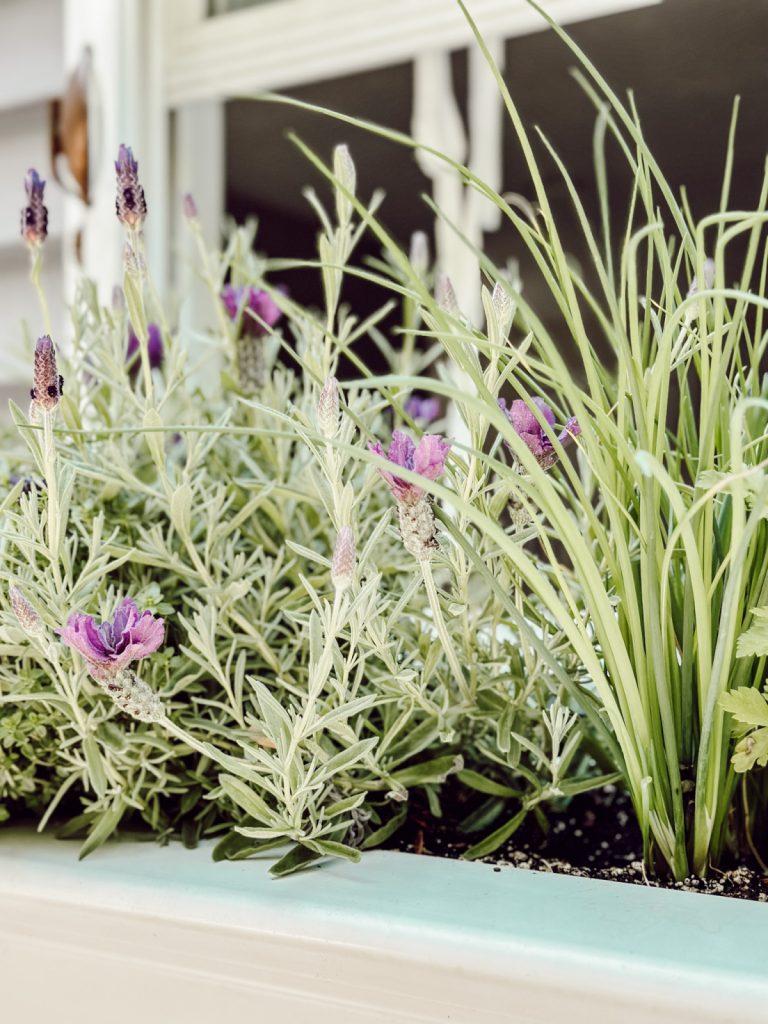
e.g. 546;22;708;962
269;1;768;879
1;134;591;873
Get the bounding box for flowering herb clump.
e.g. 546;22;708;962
20;169;48;248
5;9;768;894
498;396;580;471
370;430;450;559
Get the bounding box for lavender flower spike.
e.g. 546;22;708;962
369;430;450;559
182;192;198;220
369;430;450;504
58;597;164;682
317;376;340;438
115;144;147;228
220;285;283;339
331;526;356;591
31;336;64;412
221;284;285;391
435;273;461;318
499;396;580;471
21;169;48;248
58;598;165;722
126;323;164;375
404;393;441;426
9;585;44;637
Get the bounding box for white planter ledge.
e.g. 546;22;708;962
0;828;766;1023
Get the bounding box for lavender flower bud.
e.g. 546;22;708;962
491;281;513;332
333;144;356;195
112;284;125;311
404;394;441;426
398;497;438;560
435;273;460;318
687;257;716;297
30;335;63;412
115;144;147;228
237;338;266;392
101;669;164;723
9;585;44;637
182;192;198;220
331;526;356;591
20;169;48;248
317;376;340;438
333;144;356;225
409;231;430;276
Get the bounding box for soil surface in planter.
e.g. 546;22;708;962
387;783;768;902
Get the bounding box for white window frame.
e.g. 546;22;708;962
62;0;662;304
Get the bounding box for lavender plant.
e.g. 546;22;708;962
0;138;592;873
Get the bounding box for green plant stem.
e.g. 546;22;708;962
161;715;235;771
421;559;470;704
42;410;62;590
30;248;52;337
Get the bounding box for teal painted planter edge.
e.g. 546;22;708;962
1;827;767;1021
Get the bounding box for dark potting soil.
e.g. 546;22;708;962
386;783;768;902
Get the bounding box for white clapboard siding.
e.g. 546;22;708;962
0;103;64;251
0;0;64;112
0;240;65;385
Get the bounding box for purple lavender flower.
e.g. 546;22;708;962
499;396;580;470
58;597;164;682
9;474;44;496
30;336;64;412
182;192;198;220
369;430;450;505
220;284;283;338
21;169;48;248
404;394;441;426
126;323;164;375
115;144;147;228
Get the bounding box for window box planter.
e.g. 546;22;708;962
0;829;766;1023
